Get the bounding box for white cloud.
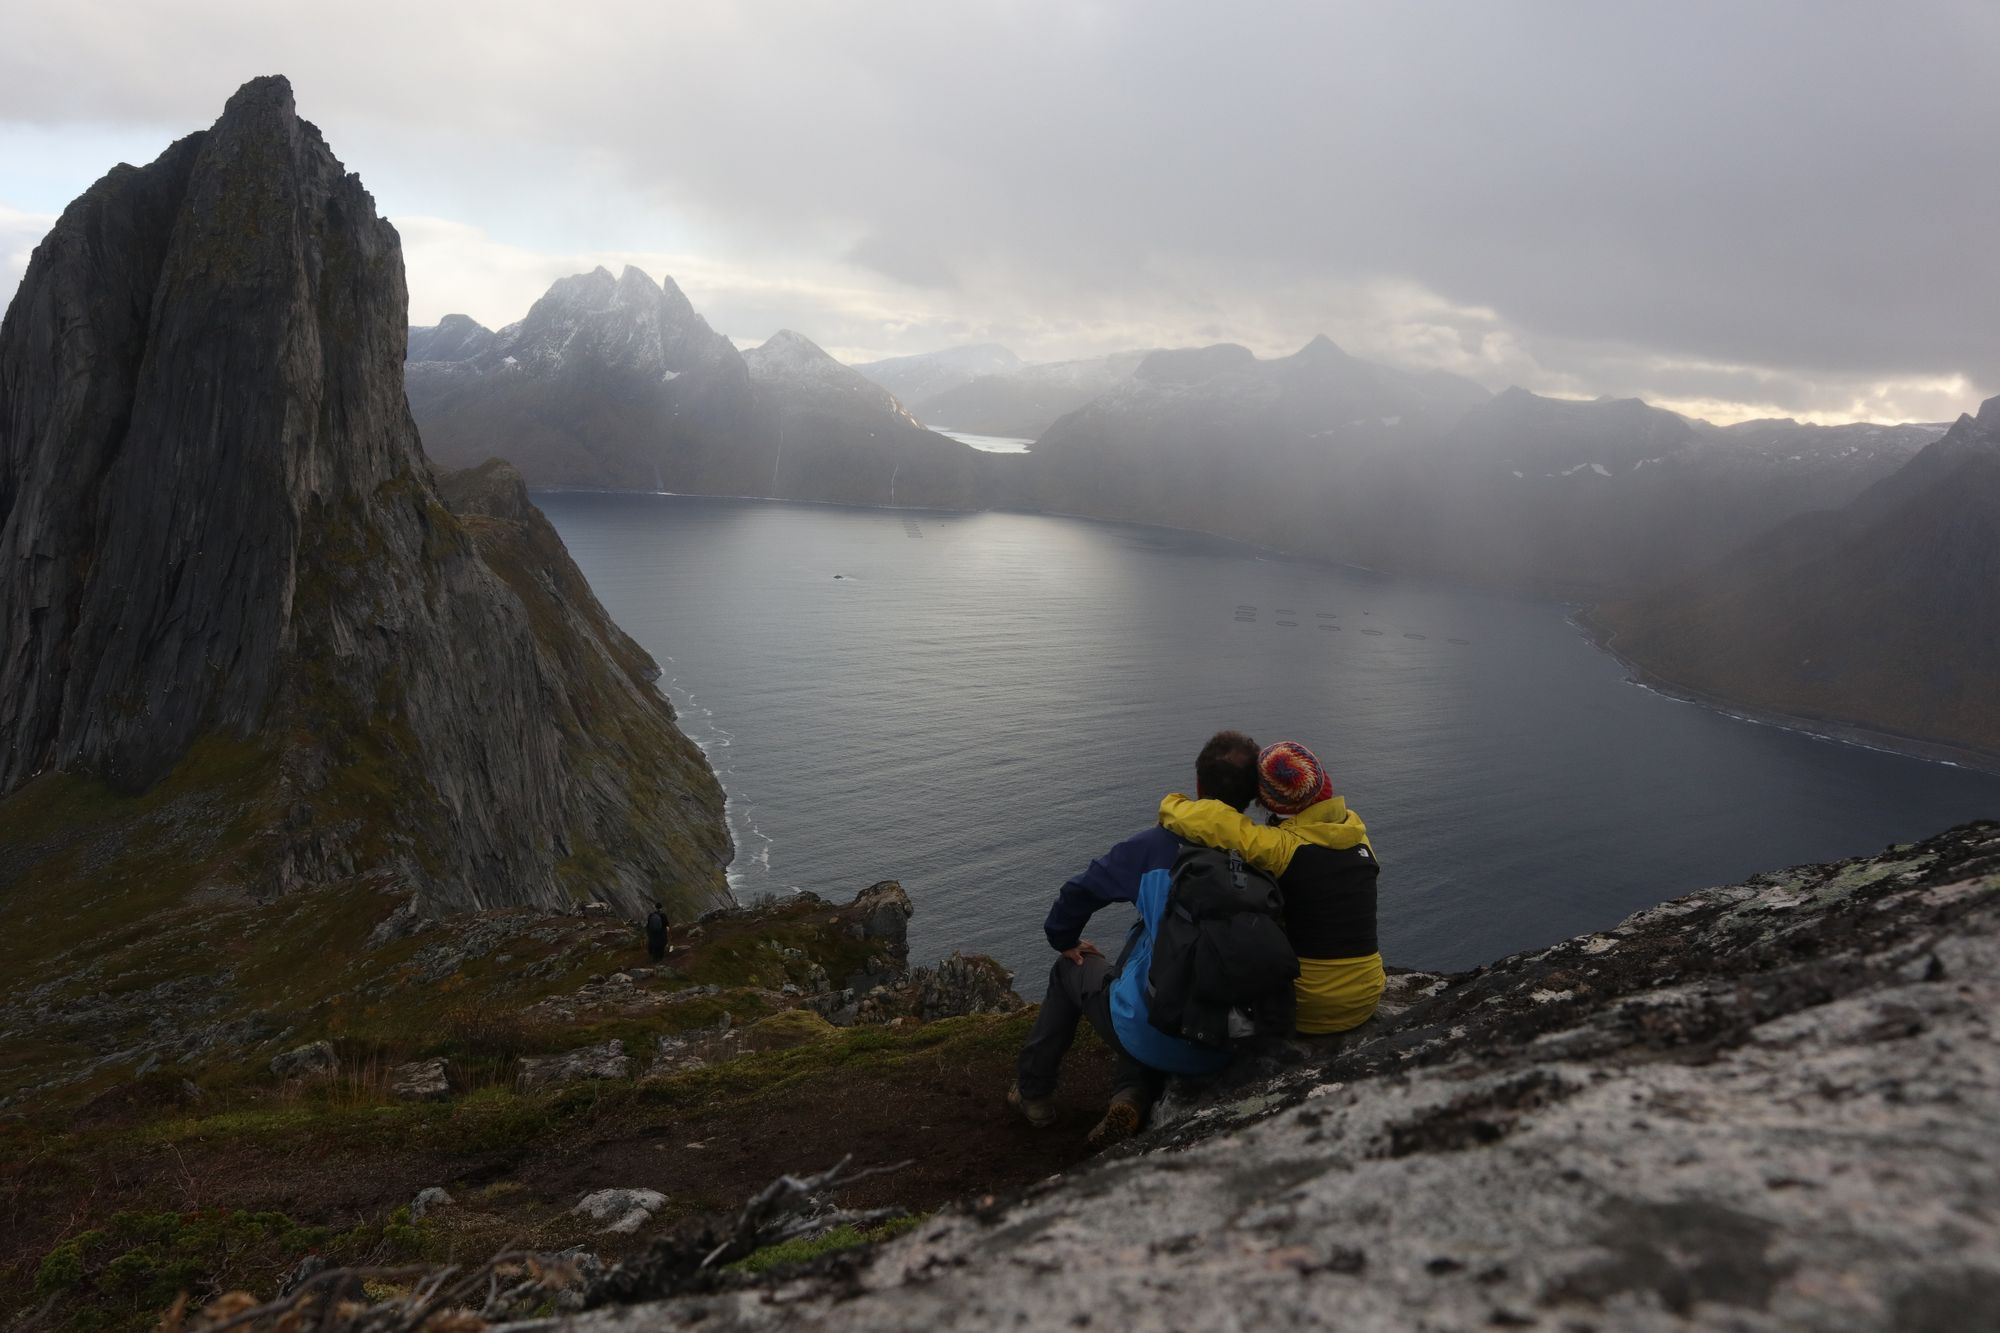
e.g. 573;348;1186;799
2;2;1995;423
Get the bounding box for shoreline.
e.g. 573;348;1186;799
1572;609;2000;777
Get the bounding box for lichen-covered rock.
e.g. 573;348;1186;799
268;1040;336;1080
574;1188;667;1235
519;1040;632;1091
911;952;1024;1021
409;1186;453;1222
390;1057;450;1102
0;75;731;920
536;822;2000;1332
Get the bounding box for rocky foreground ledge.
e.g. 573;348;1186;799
524;822;2000;1331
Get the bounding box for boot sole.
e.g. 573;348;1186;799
1087;1100;1141;1149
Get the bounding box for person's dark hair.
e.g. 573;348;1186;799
1195;730;1260;811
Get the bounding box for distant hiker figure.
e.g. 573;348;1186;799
1010;730;1263;1149
644;901;670;963
1160;740;1383;1035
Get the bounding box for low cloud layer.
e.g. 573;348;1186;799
3;1;1995;423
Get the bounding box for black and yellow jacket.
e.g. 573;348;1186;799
1158;793;1383;1035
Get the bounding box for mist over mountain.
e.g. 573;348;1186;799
397;267;1980;761
743;329;989;507
851;343;1022;408
1590;394;2000;758
899;350;1155;439
1008;337;1472;552
1339;390;1942;594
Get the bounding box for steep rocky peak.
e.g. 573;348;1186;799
1287;332;1350;363
0;75;731;914
748;330;849;384
543;266;618;306
1;68;415;791
745;329;915;422
657;272;701;322
613;265;664;305
1975;391;2000;433
749;328;833;364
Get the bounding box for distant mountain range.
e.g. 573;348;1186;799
850;343;1022;409
1587;395;2000;760
857;348;1154;439
405;281;1986;763
407;268;984;508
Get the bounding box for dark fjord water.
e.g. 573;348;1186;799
539;492;2000;984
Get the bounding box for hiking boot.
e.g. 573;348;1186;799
1007;1083;1058;1129
1086;1096;1143;1150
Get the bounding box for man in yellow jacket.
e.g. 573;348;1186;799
1158;740;1383;1034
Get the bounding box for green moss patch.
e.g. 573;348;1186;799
727;1214;927;1275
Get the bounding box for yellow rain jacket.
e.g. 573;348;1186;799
1159;793;1384;1034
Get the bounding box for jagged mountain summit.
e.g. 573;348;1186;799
0;76;732;917
487;265;740;380
407;273;987;506
1589;392;2000;763
408;263;756;493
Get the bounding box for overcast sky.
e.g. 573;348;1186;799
4;1;1996;424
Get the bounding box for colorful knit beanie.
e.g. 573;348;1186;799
1258;741;1333;816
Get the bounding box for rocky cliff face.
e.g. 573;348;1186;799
0;77;731;917
537;820;2000;1331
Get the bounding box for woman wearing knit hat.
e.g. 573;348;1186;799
1158;740;1384;1035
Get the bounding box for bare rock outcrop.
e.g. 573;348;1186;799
911;952;1024;1020
0;76;731;918
267;1040;337;1081
535;822;2000;1332
519;1040;633;1091
389;1058;450;1102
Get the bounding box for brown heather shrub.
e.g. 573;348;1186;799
441;1003;541;1091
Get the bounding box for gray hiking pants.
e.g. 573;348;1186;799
1015;953;1166;1112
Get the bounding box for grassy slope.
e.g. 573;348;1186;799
0;881;1108;1331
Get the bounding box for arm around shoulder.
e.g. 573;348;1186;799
1157;793;1301;876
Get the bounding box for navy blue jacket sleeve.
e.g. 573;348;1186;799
1043;826;1161;951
